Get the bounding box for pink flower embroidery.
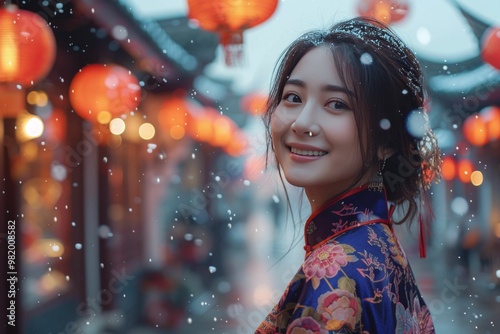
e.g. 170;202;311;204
317;289;360;331
303;243;348;281
286;317;328;334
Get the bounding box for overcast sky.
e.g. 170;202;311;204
124;0;500;94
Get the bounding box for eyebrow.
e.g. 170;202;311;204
285;78;354;96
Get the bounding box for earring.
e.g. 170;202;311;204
369;157;386;192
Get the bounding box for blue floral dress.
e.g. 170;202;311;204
256;185;435;333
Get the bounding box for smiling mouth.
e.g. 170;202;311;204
290;146;328;156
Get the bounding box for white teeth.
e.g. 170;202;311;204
290;147;327;156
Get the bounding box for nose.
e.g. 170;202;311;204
290;101;320;136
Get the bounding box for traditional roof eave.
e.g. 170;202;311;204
74;0;200;79
418;1;500;112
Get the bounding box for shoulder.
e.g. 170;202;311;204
305;224;407;273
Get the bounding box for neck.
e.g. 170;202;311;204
305;169;376;212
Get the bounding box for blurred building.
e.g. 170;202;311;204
0;1;259;333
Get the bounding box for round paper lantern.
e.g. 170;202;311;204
462;113;488;146
481;26;500;70
0;5;56;85
357;0;409;25
457;159;473;183
441;156;456;181
69;64;141;123
480;106;500;141
186;105;215;142
187;0;278;65
158;95;190;140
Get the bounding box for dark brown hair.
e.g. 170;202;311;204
264;17;434;224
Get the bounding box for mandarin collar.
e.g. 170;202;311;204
304;185;391;254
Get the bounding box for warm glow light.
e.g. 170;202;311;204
441;156;456;181
25;116;44;138
109;118;126;135
69;64;141;122
457;159;474;183
39;239;65;257
169;125;185;140
0;5;56;85
26;90;48;106
463;114;488;146
158;94;190;140
17;113;44;141
38;271;67;295
212;117;232;147
1;17;17;77
470;171;483;186
97;111;112;124
122;112;142;142
188;111;214;142
240;92;268;115
224;132;247;157
187;0;278;65
139;122;155;140
481;106;500;141
357;0;409;25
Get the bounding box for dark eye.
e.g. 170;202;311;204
283;93;301;103
327;99;349;110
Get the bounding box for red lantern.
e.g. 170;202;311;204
462;113;488;146
457;159;474;183
158;95;190;140
441;156;456;181
0;5;56;85
187;0;278;65
357;0;409;25
480;106;500;141
0;5;56;118
481;26;500;70
186;106;215;143
69;64;141;123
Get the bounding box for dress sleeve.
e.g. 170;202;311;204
259;225;434;333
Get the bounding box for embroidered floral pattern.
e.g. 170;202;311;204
303;244;348;281
317;289;360;331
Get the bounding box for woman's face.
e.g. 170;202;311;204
271;46;372;209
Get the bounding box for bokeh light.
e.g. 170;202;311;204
109;118;126;135
470;170;483;186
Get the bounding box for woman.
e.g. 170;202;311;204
256;17;442;333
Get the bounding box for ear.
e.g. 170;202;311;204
377;146;395;160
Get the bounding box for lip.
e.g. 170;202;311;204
286;142;328;162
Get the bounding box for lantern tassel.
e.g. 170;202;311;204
220;31;244;66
